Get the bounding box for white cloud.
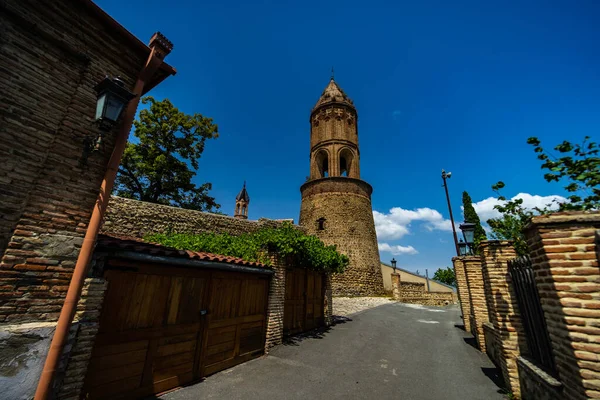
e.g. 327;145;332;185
472;193;567;223
374;207;453;240
378;242;419;255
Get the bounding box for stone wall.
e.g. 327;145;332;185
299;178;384;296
523;212;600;400
483;323;501;368
453;257;471;332
480;241;525;396
0;0;166;324
324;274;333;326
392;279;455;306
103;196;299;239
463;256;488;352
517;357;563;400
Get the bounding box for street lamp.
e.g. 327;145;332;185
81;76;136;165
441;169;460;256
458;238;468;256
391;258;397;273
459;222;476;255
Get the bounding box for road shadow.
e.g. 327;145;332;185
283;316;352;346
454;323;465;331
481;367;510;395
463;336;478;350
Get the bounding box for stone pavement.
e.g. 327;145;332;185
160;303;507;400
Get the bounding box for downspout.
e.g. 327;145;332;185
34;33;173;400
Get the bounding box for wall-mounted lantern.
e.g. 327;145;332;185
459;222;476;255
458;238;468;256
81;76;135;165
391;258;397;273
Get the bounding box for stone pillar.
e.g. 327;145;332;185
324;273;333;326
480;240;524;397
524;212;600;400
265;253;286;351
391;273;401;300
452;257;471;332
463;255;488;352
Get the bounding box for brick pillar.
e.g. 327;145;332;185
452;257;471;332
324;273;333;326
391;273;401;300
480;240;524;397
463;255;488;352
265;253;286;351
524;212;600;400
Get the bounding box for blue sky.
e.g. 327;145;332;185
98;0;599;273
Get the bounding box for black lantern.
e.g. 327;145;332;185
391;258;397;273
459;222;476;245
94;76;136;129
458;239;468;256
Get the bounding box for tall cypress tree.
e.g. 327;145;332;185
462;191;487;250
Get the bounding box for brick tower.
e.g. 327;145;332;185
299;78;384;296
234;182;249;219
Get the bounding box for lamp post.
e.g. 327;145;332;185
442;169;460;256
459;222;476;255
81;76;136;165
391;258;397;273
458;238;468;256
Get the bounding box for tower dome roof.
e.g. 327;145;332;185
313;78;355;111
236;182;250;202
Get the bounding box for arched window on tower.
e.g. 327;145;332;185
315;150;329;178
339;148;354;178
317;217;326;231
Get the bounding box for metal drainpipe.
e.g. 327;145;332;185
34;45;166;400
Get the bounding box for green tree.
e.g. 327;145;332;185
487;136;598;256
528;136;599;210
115;97;220;212
462;191;487;250
433;267;456;287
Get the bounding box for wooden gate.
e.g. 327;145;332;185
83;260;269;400
284;268;325;336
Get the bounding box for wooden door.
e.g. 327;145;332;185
83;263;210;400
284;268;325;335
201;272;269;376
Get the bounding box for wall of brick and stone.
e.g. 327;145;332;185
522;212;600;400
264;253;286;351
0;0;154;323
103;196;300;239
463;256;488;352
480;241;525;397
392;280;455;306
517;356;564;400
452;257;471;332
299;178;384;296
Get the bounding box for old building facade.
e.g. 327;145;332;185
234;182;250;219
299;78;384;296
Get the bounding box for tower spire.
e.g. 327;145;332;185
331;66;334;80
234;181;250;219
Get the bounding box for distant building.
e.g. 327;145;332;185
234;181;250;219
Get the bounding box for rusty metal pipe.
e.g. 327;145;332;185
33;44;166;400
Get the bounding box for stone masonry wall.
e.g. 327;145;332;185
0;0;152;323
299;178;384;296
463;256;488;352
517;356;564;400
453;257;471;332
103;196;300;239
392;279;455;306
480;241;525;397
524;212;600;400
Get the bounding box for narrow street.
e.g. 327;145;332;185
160;303;506;400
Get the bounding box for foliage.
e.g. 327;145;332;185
433;267;456;287
527;136;599;210
145;223;349;274
462;191;487;250
115;96;220;212
486;136;598;256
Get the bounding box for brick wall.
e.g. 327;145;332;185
524;211;600;400
391;278;455;306
299;178;384;296
463;256;488;352
0;0;158;323
453;257;471;332
517;356;564;400
264;253;286;351
324;274;333;326
480;241;525;396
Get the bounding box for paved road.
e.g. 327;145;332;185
161;303;506;400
